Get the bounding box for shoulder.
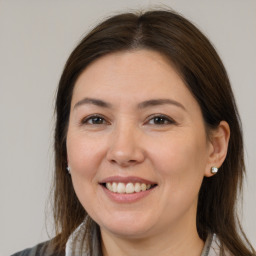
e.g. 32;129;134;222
11;240;65;256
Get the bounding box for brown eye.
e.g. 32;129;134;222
82;115;107;125
152;116;169;124
147;115;175;125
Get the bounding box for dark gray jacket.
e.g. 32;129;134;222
11;241;65;256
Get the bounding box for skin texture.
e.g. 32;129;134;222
66;50;230;256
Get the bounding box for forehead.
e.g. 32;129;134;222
74;50;178;91
71;49;199;112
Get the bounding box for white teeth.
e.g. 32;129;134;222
112;182;117;192
117;183;126;193
141;183;147;191
134;183;141;192
105;182;153;194
125;183;134;193
106;183;112;191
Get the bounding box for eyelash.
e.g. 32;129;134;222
145;114;176;125
81;114;109;125
81;114;176;127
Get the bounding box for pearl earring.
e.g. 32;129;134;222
66;166;71;174
211;166;218;174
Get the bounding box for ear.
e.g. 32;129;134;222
204;121;230;177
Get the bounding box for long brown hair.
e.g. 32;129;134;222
52;9;255;255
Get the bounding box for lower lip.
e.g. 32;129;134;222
101;185;156;203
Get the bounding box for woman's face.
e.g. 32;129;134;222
66;50;214;239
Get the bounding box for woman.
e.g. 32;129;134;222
12;9;255;256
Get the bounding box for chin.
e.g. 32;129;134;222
96;212;156;238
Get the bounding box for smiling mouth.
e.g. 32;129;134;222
101;182;157;194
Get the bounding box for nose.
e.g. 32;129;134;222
106;122;145;167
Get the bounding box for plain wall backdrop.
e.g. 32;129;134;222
0;0;255;255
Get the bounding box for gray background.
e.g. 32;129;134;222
0;1;255;255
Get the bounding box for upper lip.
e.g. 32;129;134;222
99;176;157;185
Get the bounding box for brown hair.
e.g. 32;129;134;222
52;9;255;255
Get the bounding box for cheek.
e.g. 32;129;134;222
149;131;208;186
66;134;104;212
67;133;105;176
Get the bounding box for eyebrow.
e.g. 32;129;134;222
73;97;186;111
74;97;112;109
138;99;186;111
